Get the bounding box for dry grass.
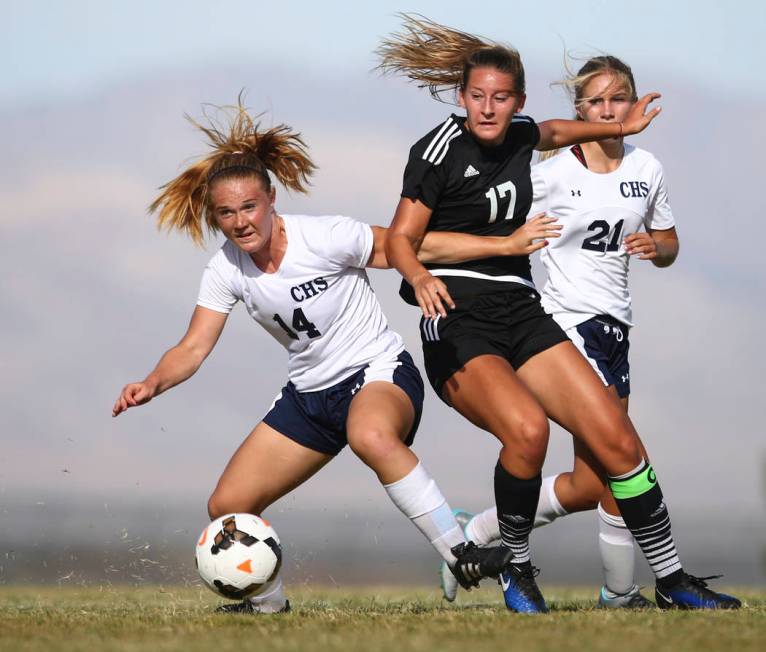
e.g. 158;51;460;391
0;585;763;652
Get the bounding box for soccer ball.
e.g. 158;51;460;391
195;513;282;600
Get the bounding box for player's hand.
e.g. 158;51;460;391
624;232;657;259
411;271;455;319
623;93;662;135
112;381;157;417
504;213;561;255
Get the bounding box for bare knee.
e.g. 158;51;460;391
500;412;549;470
595;420;643;474
207;488;269;520
348;427;403;467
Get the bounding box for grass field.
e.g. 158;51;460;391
1;585;764;652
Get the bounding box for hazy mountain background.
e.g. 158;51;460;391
1;1;764;589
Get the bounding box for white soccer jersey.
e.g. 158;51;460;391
530;145;675;330
197;214;404;391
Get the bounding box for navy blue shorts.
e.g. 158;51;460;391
262;350;424;456
566;315;631;398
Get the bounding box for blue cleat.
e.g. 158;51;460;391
655;573;741;610
500;563;548;613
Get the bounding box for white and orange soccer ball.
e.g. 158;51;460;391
195;513;282;600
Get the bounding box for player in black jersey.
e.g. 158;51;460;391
378;15;740;612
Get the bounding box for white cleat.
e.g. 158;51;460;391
440;510;474;602
598;585;654;609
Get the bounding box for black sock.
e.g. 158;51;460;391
608;460;683;587
494;460;541;565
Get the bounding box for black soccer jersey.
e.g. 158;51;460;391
400;113;540;303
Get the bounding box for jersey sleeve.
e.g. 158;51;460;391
324;215;374;269
400;141;449;209
197;250;239;314
527;163;549;219
645;161;676;230
510;114;541;149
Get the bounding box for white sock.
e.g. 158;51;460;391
465;475;568;546
247;573;287;609
383;462;464;566
598;503;636;595
534;474;568;528
464;507;498;546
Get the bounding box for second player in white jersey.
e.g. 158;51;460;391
198;213;403;391
532;144;675;330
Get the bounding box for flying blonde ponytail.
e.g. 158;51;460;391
149;98;316;245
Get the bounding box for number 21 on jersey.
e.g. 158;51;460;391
485;181;517;223
581;219;625;253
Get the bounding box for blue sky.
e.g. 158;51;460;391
3;0;765;105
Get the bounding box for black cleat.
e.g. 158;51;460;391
215;599;291;614
655;573;741;610
449;541;514;589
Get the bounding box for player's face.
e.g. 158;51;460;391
210;176;276;255
576;73;634;139
459;67;526;147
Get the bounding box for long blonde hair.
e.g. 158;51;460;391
539;55;638;162
557;54;637;110
376;13;525;102
149;99;316;245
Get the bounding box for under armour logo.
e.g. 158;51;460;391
621;374;630;383
350;382;362;395
571;189;581;196
464;164;480;177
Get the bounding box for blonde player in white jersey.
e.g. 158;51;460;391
436;56;688;608
111;102;513;614
525;55;678;608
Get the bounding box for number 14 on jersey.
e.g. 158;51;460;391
273;308;321;340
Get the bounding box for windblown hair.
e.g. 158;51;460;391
538;55;638;162
558;55;638;109
376;13;525;102
149;99;316;245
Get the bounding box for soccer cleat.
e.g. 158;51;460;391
449;541;514;590
439;560;459;602
499;563;548;613
655;573;741;610
598;584;654;609
440;510;474;601
215;598;291;614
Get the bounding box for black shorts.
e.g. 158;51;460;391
419;285;569;400
566;315;631;398
263;350;424;456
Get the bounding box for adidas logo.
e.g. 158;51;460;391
464;164;480;177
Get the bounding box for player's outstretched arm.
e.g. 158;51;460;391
112;306;228;417
418;214;561;263
536;92;662;151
